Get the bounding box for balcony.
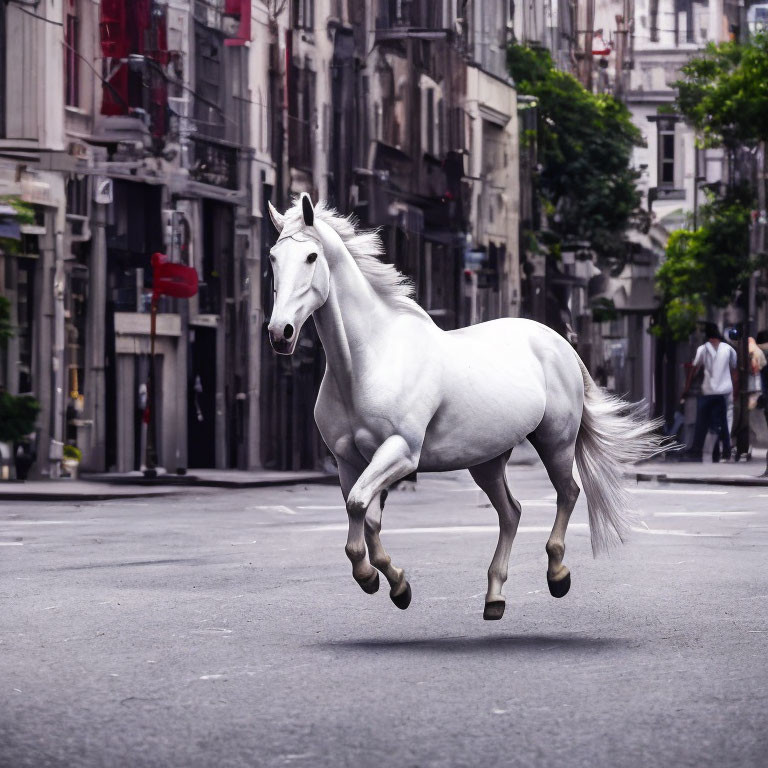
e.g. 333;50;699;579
188;136;239;190
374;0;447;41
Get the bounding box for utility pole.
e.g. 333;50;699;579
582;0;596;91
614;13;626;100
757;140;768;475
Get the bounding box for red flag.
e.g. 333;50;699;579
151;252;198;299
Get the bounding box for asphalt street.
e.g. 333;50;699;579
1;462;767;768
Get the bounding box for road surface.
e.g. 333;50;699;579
1;464;766;767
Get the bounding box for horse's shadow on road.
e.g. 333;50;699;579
318;633;628;654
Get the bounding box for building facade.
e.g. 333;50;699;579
513;0;766;422
1;0;522;476
254;0;522;470
1;0;255;476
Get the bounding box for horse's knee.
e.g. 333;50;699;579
345;542;366;564
346;496;366;519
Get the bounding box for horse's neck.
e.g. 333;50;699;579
313;247;391;383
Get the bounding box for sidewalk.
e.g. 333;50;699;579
0;481;186;502
81;468;338;488
0;468;339;501
630;448;768;487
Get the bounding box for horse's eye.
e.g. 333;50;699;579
269;254;276;262
307;252;318;264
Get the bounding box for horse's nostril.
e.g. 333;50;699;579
284;323;294;340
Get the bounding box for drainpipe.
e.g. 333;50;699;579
52;231;66;478
82;199;108;471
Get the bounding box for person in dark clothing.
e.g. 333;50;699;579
681;323;738;462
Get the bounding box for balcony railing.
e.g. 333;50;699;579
375;0;442;30
189;136;239;189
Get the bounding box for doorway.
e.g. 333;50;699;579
188;326;216;468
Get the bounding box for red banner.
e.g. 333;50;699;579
151;252;198;299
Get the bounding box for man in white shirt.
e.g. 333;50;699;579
681;323;738;461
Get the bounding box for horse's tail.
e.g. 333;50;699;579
574;356;665;556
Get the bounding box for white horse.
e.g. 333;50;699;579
267;194;662;620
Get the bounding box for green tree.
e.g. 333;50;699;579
508;44;643;269
675;32;768;148
655;32;768;340
0;195;35;258
654;187;754;339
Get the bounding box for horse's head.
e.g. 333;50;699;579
266;194;330;355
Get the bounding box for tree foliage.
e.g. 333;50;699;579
0;196;35;258
675;32;768;147
656;34;768;341
508;44;643;266
654;188;755;340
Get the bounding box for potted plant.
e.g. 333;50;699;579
62;444;82;479
0;391;40;481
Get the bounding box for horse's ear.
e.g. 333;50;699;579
267;200;284;233
301;193;314;227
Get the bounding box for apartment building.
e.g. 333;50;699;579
1;0;523;475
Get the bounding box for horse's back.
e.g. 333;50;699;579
418;318;582;471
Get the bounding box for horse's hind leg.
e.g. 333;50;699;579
469;450;522;621
364;490;410;609
528;428;580;599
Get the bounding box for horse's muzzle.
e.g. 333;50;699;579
269;332;295;355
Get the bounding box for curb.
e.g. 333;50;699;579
0;489;184;502
631;471;768;488
79;473;339;489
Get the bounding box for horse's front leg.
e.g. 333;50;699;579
337;456;379;595
346;435;418;609
364;491;411;609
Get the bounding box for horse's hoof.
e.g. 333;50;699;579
483;600;505;621
547;571;571;598
390;582;412;610
356;570;380;595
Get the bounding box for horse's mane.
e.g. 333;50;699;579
281;199;428;317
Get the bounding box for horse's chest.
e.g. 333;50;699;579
315;380;425;462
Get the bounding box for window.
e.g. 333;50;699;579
288;63;315;170
658;119;676;188
292;0;314;30
425;88;434;155
194;23;224;140
65;2;80;107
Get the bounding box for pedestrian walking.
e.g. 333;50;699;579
758;331;768;404
681;323;738;462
